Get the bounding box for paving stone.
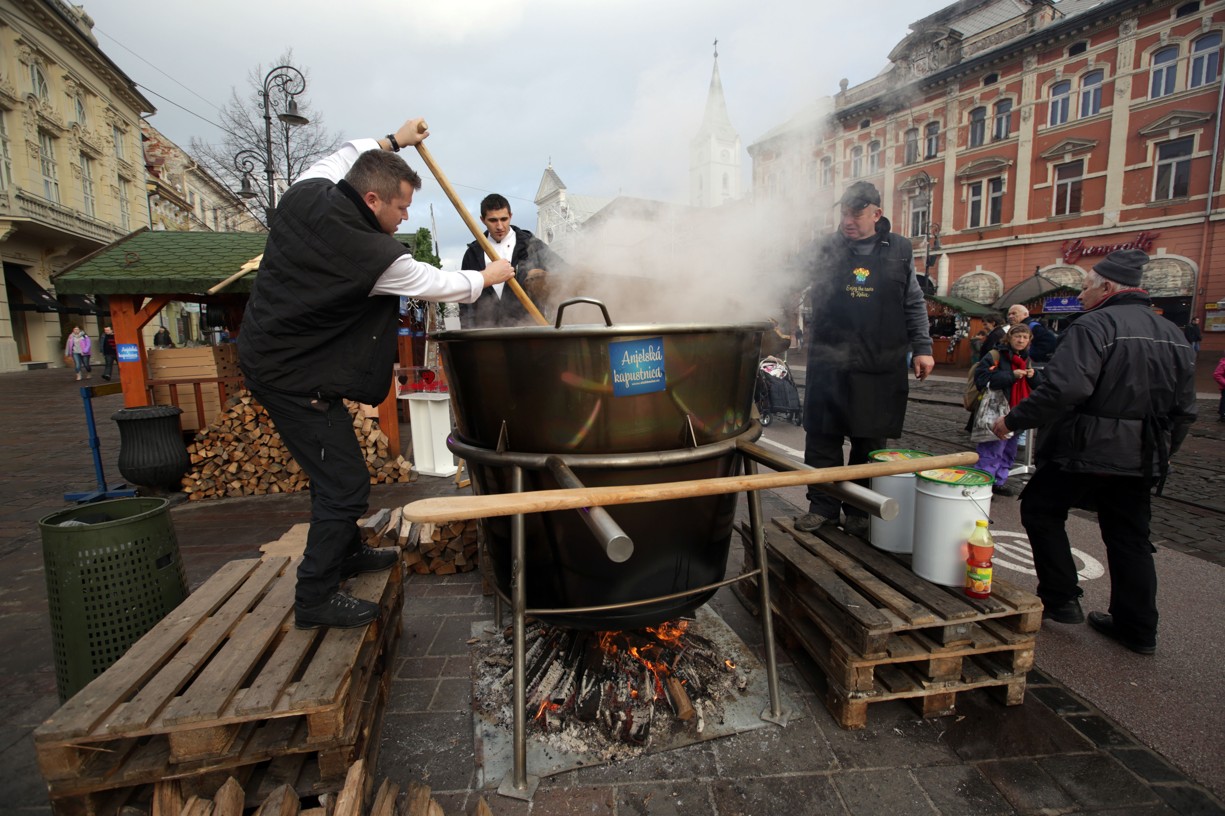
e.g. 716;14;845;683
1065;713;1138;750
912;763;1015;816
384;678;438;714
977;757;1078;812
1111;748;1195;785
939;689;1092;760
526;784;615;814
710;714;837;776
1151;785;1225;815
1029;684;1092;716
820;705;960;769
832;768;938;815
377;711;476;793
616;781;715;815
565;740;718;785
430;676;471;713
395;654;446;680
1040;753;1161;809
710;773;846;815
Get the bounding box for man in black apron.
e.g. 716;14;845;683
796;182;935;536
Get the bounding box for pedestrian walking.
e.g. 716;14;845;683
64;326;91;381
100;326;117;380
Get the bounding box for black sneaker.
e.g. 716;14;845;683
842;516;869;538
1042;598;1085;624
992;483;1016;497
295;591;378;630
1087;611;1156;655
339;545;399;580
795;512;832;532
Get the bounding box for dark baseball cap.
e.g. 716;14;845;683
840;181;881;210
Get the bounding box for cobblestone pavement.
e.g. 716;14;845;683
903;376;1225;567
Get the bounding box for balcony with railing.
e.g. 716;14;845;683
1;186;127;243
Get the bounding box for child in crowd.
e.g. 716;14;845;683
974;323;1040;495
1214;353;1225;422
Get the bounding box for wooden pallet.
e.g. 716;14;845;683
35;553;403;810
743;518;1040;729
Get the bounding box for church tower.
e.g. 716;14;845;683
689;41;742;208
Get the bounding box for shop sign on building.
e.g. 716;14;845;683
1043;296;1081;313
1061;232;1159;265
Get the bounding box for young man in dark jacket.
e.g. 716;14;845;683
239;118;514;630
458;194;566;327
992;250;1196;655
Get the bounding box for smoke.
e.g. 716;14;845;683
544;196;815;329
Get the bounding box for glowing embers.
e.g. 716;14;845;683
472;608;759;773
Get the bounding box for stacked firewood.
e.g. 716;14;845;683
359;507;480;575
181;391;416;500
143;759;490;815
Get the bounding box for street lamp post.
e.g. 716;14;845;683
910;171;942;291
233;65;310;223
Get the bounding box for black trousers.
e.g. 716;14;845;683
1020;462;1158;644
803;433;885;520
249;386;369;608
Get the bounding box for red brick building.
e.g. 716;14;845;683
749;0;1225;356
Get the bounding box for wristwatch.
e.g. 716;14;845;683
386;133;401;152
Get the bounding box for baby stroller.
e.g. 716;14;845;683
754;355;802;427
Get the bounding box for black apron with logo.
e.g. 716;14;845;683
804;242;910;438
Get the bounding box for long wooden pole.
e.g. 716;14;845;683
413;121;548;326
402;450;978;523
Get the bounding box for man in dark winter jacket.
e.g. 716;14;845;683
239;118;514;630
993;249;1196;655
795;181;934;537
459;194;567;327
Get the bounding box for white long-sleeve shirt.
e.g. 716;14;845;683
297;138;484;303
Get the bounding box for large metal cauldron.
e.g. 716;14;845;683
437;300;768;629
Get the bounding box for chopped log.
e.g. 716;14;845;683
404;783;434;816
472;797;495;816
369;778;400;816
152;780;184;816
665;676;695;721
212;776;246;816
332;758;370;816
252;783;301;816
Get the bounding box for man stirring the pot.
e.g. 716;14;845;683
239;118;514;630
459;193;566;327
795;181;935;537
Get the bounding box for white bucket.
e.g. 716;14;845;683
868;449;932;554
913;467;994;586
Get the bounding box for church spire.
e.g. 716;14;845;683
690;39;742;207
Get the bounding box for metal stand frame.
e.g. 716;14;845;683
454;427;789;800
64;383;136;503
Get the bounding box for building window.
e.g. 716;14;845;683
968;107;986;147
909;192;929;238
1154;137;1193;199
1176;2;1200;16
1048;80;1071;126
1150;46;1179;98
1080;70;1103;117
38;131;59;202
982;73;998;86
1053;160;1084;216
80;153;95;217
924;122;939;158
30;64;49;102
993;99;1013;140
74;95;87;125
118;177;131;229
113;124;125;162
0;113;11;192
1068;41;1088;57
904;128;919;165
850;145;863;178
820;156;833;187
968;176;1004;228
867;140;881;174
1189;33;1221;88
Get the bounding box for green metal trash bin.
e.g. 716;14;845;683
39;497;188;701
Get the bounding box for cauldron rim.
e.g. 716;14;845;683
433;321;772;342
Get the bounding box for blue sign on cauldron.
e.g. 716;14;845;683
609;337;666;397
117;343;140;362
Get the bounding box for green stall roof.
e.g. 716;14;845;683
925;294;997;317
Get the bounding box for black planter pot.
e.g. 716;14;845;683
112;406;191;491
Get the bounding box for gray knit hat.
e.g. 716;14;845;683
1092;249;1148;287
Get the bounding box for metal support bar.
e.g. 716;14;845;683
545;457;634;563
738;441;899;520
499;465;539;800
746;457;788;726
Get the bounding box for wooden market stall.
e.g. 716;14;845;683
52;228;406;453
924;294;998;367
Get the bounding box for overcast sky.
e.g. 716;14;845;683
80;0;947;266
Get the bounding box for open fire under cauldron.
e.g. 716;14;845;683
436;299;768;629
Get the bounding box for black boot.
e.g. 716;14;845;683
294;591;378;630
339;545;399;580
